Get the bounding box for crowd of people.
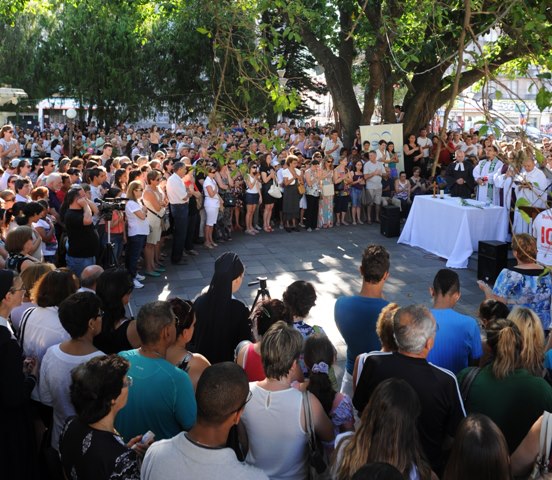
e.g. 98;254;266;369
1;120;552;290
2;118;552;479
2;238;552;479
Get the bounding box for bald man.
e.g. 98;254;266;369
77;265;104;293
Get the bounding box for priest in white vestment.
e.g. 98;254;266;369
513;157;549;234
473;146;503;204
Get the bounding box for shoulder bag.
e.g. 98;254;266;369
17;306;36;354
141;201;169;232
268;180;282;199
530;411;552;479
459;366;481;405
221;191;237;208
302;391;329;479
322;183;335;197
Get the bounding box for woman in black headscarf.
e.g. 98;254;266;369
192;252;252;363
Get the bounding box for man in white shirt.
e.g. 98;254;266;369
363;151;385;224
142;363;268;480
76;265;104;293
417;128;433;176
533;208;552;267
461;135;479;157
36;158;55;187
324;129;344;166
166;161;190;264
14;178;31;203
98;143;113;166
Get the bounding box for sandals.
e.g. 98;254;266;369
144;271;161;277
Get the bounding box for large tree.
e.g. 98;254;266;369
264;0;552;145
1;0;551;133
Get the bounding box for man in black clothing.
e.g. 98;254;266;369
352;304;465;475
63;187;100;277
445;150;475;198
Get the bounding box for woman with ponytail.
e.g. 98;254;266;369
457;319;552;453
303;333;354;452
507;307;545;378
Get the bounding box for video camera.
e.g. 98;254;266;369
94;197;129;221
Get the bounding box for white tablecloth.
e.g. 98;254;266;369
398;195;508;268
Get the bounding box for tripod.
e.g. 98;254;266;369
249;277;271;309
99;219;119;269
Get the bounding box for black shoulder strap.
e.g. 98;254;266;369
140;200;164;220
18;307;36;347
460;367;481;404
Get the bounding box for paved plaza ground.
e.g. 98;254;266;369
129;224;489;381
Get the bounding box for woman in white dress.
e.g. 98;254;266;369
203;165;220;249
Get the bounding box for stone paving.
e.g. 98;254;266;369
129;223;490;382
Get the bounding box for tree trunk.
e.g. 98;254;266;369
362;40;388;124
402;70;447;135
298;22;361;147
380;62;396;124
328;80;361;147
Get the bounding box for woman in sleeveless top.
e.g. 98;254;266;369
150;125;160;152
403;134;422;179
142;171;166;277
240;322;334;480
350;160;366;225
94;268;141;355
394;171;412;217
215;163;234;241
5;226;40;273
165;298;210;391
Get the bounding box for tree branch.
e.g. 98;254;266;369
434;48;521;109
431;0;472;176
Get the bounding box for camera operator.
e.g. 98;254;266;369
98;187;126;263
62;186;100;277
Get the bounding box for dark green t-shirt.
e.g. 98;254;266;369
457;364;552;452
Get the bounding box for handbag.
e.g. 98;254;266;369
322;183;335;197
302;391;328;479
530;411;552;479
298;182;306;195
268;180;282;199
221;191;236;208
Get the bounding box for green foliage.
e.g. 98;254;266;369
536;87;552;113
1;0;552;131
515;197;532;224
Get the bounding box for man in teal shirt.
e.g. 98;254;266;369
116;301;196;441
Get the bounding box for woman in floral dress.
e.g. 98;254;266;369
318;156;334;228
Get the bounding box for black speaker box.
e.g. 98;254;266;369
477;240;508;284
380;205;401;237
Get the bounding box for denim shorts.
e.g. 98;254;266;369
350;188;363;207
245;193;260;205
